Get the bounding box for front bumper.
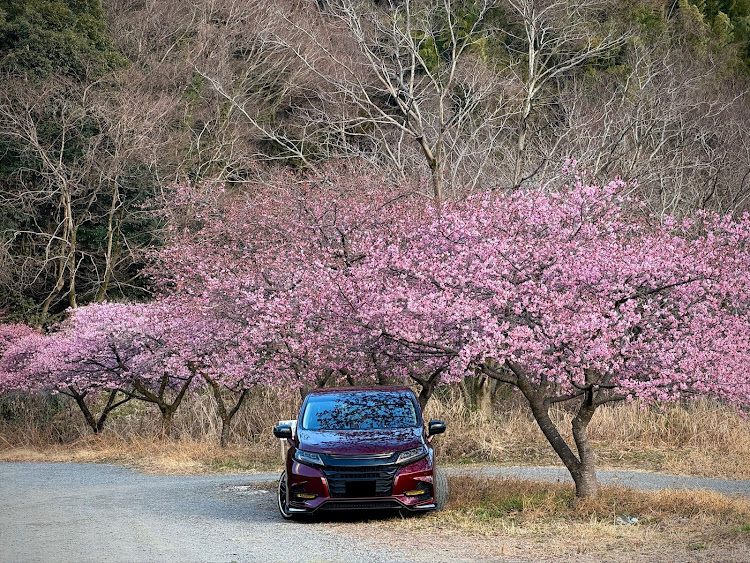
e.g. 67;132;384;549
286;454;436;514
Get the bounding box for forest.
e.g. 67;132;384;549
1;0;750;500
1;0;750;324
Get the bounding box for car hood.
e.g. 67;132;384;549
297;426;423;455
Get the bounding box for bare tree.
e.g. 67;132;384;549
499;0;630;188
193;0;516;201
195;0;636;199
0;78;154;323
0;81;102;322
84;0;750;222
531;4;750;215
317;0;515;201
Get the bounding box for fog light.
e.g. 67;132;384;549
404;484;430;497
293;492;318;500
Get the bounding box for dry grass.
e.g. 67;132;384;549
445;474;750;524
425;391;750;480
0;387;294;473
337;475;750;562
0;435;277;474
1;388;750;481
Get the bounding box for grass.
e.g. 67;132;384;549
424;393;750;480
0;387;288;473
0;435;279;474
444;475;750;525
339;475;750;561
1;389;750;481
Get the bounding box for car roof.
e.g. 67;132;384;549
304;385;414;396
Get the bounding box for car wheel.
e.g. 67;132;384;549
277;471;295;520
433;466;449;511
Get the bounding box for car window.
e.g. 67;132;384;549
301;392;418;430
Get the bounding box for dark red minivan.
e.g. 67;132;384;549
273;386;447;518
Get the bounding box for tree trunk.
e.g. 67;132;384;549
413;368;443;411
570;398;599;498
431;160;444;205
130;373;194;440
417;385;433;411
69;389;99;434
160;407;175;438
96;181;121;302
95;389;131;433
66;388;131;435
219;420;230;448
570;462;598;498
512;364;600;498
414;135;443;205
205;375;249;448
513;97;532;189
512;121;527;189
67;225;77;309
463;375;493;417
38;257;66;326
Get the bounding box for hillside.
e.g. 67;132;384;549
1;0;749;322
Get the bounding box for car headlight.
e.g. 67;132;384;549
395;445;428;465
294;449;324;466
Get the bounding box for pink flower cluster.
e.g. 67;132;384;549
2;165;749;413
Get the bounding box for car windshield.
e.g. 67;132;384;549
300;392;419;431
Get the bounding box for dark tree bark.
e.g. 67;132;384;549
482;360;620;498
61;387;131;434
410;368;443;411
128;372;195;438
204;375;250;448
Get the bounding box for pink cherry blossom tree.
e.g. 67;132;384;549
0;323;38;397
140;296;266;445
153;167;749;495
0;323;35;358
2;301;212;437
99;300;202;437
24;162;739;491
1;299;264;442
151;180;316;441
336;174;750;497
151;166;441;405
0;312;134;434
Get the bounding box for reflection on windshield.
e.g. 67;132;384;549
301;392;418;431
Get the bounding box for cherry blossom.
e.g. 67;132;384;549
3;164;748;490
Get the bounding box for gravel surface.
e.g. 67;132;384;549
0;463;416;563
445;466;750;497
1;462;748;563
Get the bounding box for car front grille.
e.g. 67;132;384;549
322;465;399;498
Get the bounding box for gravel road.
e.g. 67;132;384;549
1;462;748;563
0;462;418;563
445;466;750;497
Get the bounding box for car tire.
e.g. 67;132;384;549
433;466;449;511
277;471;295;520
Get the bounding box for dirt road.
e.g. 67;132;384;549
445;465;750;496
0;463;421;563
1;462;748;563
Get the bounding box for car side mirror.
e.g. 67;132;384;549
428;420;446;436
273;424;293;439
